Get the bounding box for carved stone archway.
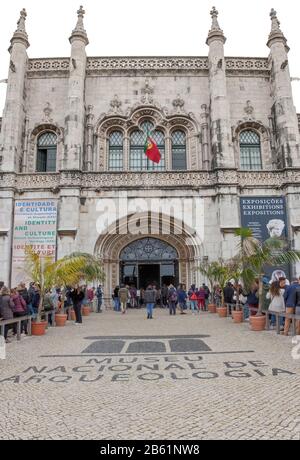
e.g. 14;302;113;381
26;123;64;173
94;212;203;297
232;120;271;169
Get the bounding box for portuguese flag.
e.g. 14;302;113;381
144;136;161;164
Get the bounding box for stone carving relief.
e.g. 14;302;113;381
109;95;123;115
172;95;185;114
43;102;53;123
141;79;154;104
3;169;300;192
244;100;254;120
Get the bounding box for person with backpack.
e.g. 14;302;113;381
168;284;178;315
177;284;187;314
144;285;157;319
188;285;198;314
119;284;129;314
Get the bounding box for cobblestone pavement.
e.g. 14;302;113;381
1;308;300;440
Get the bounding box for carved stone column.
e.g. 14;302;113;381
201;104;210;170
165;135;171;170
22;116;29;172
124;135;129;171
85;105;94;171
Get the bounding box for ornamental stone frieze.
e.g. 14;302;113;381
1;169;300;191
26;57;270;77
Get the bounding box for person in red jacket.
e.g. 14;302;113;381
197;287;206;311
11;287;28;334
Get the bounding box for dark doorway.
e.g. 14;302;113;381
139;264;160;289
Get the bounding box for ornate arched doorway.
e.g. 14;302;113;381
94;212;203;296
120;237;179;288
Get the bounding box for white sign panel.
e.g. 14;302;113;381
11;200;58;287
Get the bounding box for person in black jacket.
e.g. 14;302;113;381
223;282;234;314
0;287;15;342
70;286;84;324
224;282;234;303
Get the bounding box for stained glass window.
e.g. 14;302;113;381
120;238;178;261
36;132;57;172
172;130;187;170
130;121;165;171
240;130;262;170
108;131;123;171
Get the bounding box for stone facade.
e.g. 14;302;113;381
1;7;300;292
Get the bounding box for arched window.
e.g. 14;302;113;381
36;132;57;172
240;130;262;170
108;131;123;171
172;130;187;170
130;120;165;171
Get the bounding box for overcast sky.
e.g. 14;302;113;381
1;0;300;113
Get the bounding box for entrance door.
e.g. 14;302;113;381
139;264;160;289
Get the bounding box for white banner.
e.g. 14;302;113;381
11;200;58;287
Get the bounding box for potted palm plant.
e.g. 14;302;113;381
234;228;300;331
210;260;232;318
25;248;105;335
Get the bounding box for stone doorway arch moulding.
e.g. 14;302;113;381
94;212;203;296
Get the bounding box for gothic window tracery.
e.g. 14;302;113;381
120;238;178;262
171;130;187;170
108;130;123;171
36;131;57;172
239;130;262;170
130;120;165;171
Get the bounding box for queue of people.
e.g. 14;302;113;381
111;282;211;318
0;283;105;342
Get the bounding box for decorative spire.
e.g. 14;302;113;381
69;5;89;45
10;8;30;50
267;8;288;50
206;6;226;45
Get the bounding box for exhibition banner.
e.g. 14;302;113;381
11;200;58;287
240;196;289;281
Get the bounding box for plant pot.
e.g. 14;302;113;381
31;321;47;336
250;315;266;331
55;313;67;327
70;309;76;321
232;310;243;323
217;306;227;318
208;304;217;314
82;306;90;316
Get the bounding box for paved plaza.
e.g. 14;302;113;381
1;308;300;440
